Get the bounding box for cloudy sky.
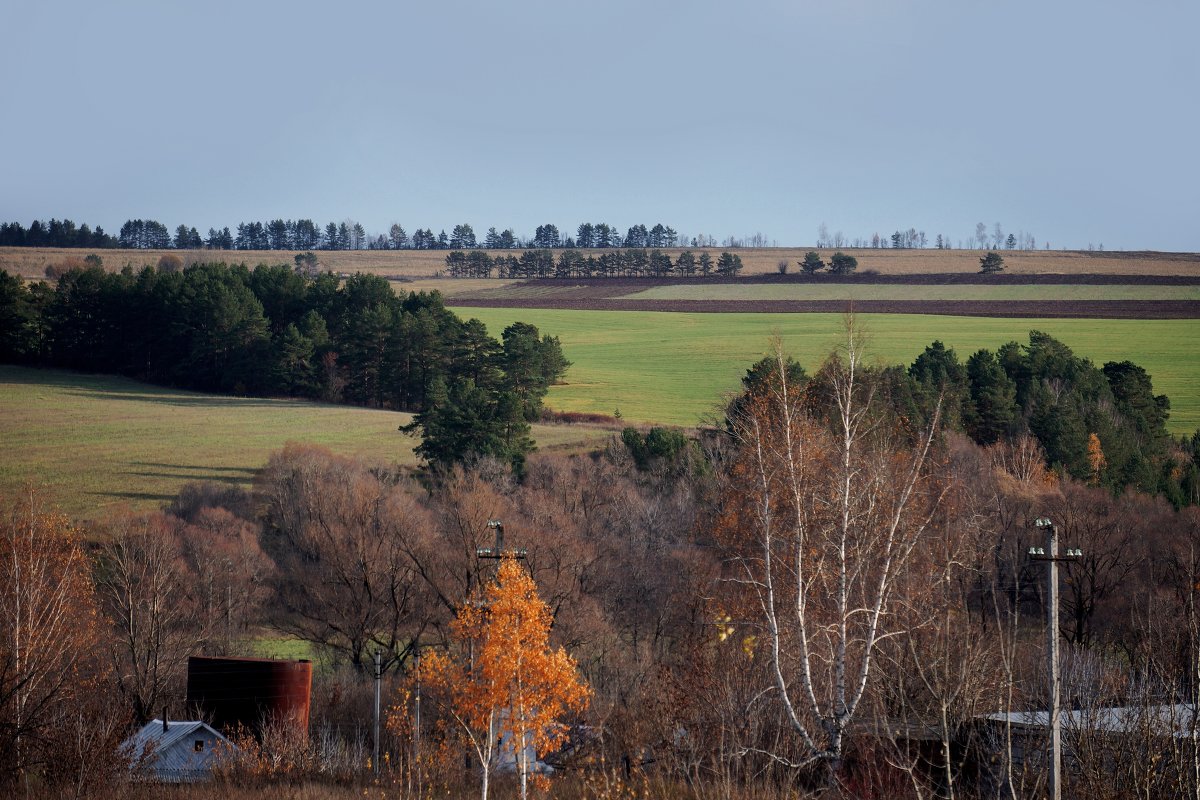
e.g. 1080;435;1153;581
2;0;1197;250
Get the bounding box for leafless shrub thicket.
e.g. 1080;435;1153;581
6;347;1200;797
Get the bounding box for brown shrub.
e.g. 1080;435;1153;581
44;255;89;279
540;409;621;425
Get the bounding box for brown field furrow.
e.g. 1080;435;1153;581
458;274;1200;294
447;298;1200;319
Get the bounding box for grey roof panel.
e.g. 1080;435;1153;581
124;719;232;783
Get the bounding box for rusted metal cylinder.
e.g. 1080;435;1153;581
186;656;312;737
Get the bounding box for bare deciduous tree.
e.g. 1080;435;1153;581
97;514;204;724
717;327;948;773
0;491;122;789
257;445;434;672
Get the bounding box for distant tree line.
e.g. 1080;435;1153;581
445;248;744;279
0;218;784;253
0;262;568;473
0;218;700;253
817;221;1045;251
0;219;119;248
2;216;1087;253
793;251;859;274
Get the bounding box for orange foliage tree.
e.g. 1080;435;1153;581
1086;432;1107;486
418;557;589;800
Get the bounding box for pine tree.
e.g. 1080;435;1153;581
829;251;857;275
965;348;1019;445
451;224;477;249
716;251;743;275
979;251;1005;273
800;251;825;274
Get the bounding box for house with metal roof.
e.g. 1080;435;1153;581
123;718;232;783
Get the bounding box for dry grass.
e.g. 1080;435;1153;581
5;246;1199;282
52;775;822;800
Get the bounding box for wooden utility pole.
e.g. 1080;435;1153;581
415;647;422;798
373;649;382;775
476;520;527;563
1030;517;1082;800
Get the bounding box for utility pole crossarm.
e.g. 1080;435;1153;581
476;520;528;560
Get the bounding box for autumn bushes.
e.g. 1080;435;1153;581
8;337;1200;796
0;494;129;793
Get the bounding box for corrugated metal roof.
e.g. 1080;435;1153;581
124;719;232;783
979;704;1199;738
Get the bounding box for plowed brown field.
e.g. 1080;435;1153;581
444;275;1200;319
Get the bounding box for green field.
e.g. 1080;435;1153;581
453;308;1200;435
5;312;1196;518
0;367;611;519
621;284;1200;302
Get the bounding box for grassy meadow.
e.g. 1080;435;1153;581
0;367;612;519
453;308;1200;435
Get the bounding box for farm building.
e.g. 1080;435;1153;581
123;718;230;783
974;704;1199;794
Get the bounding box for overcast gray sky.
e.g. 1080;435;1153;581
2;0;1197;250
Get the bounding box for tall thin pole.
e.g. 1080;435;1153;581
374;650;382;776
1046;521;1062;800
415;648;422;798
1033;517;1078;800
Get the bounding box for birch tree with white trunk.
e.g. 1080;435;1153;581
717;326;949;773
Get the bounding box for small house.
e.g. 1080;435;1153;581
123;718;231;783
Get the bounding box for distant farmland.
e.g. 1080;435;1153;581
5;245;1200;281
0;367;613;519
451;308;1200;435
443;275;1200;319
621;283;1200;302
8;245;1198;517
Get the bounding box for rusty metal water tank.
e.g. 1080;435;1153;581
186;656;312;737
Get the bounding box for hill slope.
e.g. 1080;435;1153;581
0;367;611;519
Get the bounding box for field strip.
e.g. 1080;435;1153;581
8;246;1200;280
619;284;1200;302
450;297;1199;319
0;367;611;519
452;308;1200;435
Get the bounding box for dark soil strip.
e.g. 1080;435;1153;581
449;298;1200;319
455;273;1200;291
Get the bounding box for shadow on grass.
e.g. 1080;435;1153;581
89;490;177;503
1;366;303;409
63;388;292;409
123;472;254;487
2;366;403;415
129;462;258;475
